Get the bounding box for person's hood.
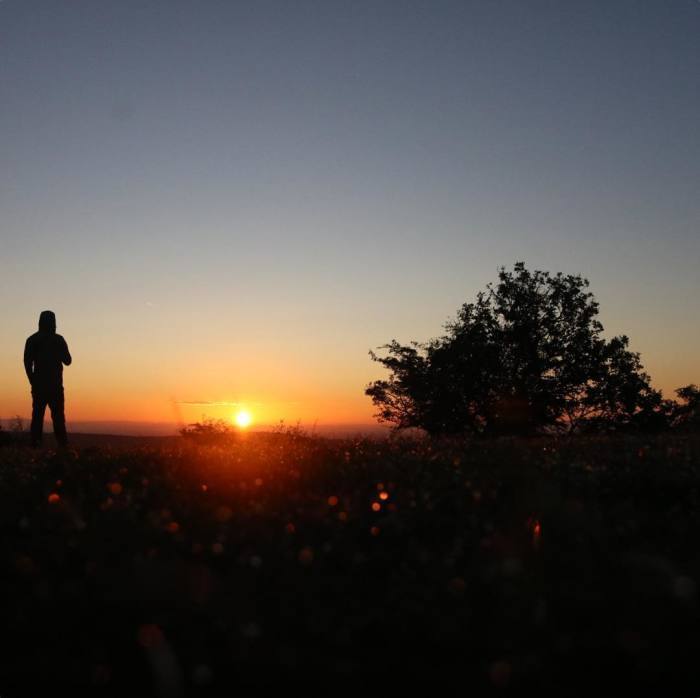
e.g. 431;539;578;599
38;310;56;334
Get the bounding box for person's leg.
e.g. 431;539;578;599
31;389;47;447
49;388;68;447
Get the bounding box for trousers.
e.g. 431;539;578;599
31;385;67;446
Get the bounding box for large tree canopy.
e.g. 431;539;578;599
366;263;666;436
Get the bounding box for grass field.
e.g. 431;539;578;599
1;430;699;696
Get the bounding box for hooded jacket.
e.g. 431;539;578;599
24;311;72;389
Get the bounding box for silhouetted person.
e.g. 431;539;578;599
24;311;72;447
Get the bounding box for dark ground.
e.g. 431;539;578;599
1;430;699;696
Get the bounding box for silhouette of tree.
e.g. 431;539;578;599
367;262;667;436
672;385;700;430
179;418;233;443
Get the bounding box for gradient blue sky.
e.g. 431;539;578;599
1;1;698;429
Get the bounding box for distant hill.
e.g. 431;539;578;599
0;424;391;450
1;419;390;439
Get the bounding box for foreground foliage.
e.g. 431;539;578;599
1;432;700;696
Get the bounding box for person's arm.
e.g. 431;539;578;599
62;338;72;366
24;338;35;385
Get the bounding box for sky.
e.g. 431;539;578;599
1;0;699;432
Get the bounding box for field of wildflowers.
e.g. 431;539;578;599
1;430;699;696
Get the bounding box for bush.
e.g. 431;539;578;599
179;418;234;443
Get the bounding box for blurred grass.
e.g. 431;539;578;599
1;432;699;696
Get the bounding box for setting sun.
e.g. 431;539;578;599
234;409;253;429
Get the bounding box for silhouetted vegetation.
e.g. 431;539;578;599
179;417;235;444
673;384;700;430
0;416;28;448
367;263;677;436
179;419;315;445
1;433;700;696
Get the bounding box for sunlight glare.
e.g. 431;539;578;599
234;409;253;429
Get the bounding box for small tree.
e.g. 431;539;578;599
672;385;700;430
367;262;665;436
179;418;233;443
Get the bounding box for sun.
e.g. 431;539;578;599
234;409;253;429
